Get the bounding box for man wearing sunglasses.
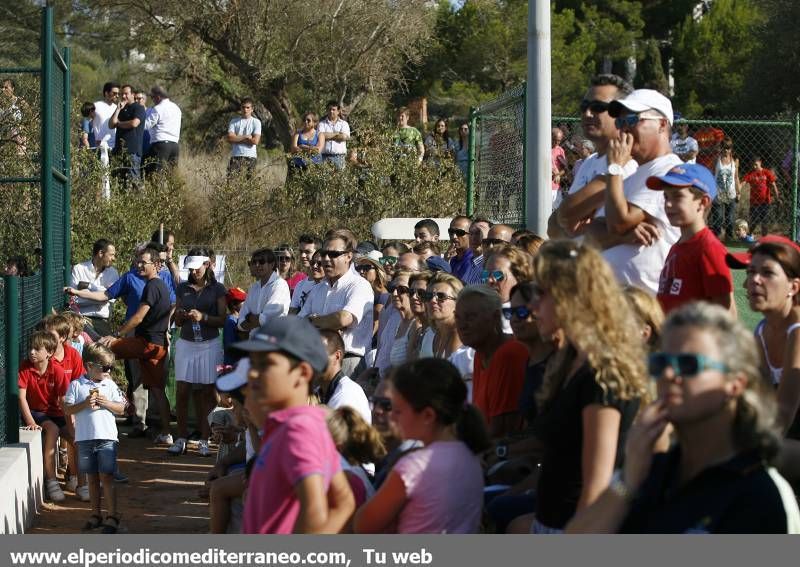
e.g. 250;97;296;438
549;74;636;239
582;88;683;294
448;215;475;282
93;81;119;153
238;248;290;338
298;229;374;377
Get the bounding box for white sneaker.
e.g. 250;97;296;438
46;479;65;503
155;433;174;446
77;485;90;502
65;475;78;492
167;437;187;455
198;440;211;457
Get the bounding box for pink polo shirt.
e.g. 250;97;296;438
242;406;341;534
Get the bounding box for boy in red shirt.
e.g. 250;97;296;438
235;316;355;534
18;330;70;502
647;163;734;314
742;157;779;237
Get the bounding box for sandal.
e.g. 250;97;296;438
82;514;103;531
101;515;120;534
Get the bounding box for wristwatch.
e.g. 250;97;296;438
608;163;625;176
495;444;508;460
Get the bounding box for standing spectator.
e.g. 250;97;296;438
423;119;456;166
109;84;146;185
551;127;568;200
290;250;324;316
70;239;120;337
455;123;470;180
318;100;350;170
79;102;96;150
227;98;261;179
4;255;28;276
742;157;780;237
712;138;740;239
413;219;440;243
572;139;595;179
646;163;734;314
289;111;324;171
393;107;424;164
134;90;151;157
1;78;25;153
274;244;307;295
299;229;374;377
92;82;118;153
587;89;682;294
670;122;699;163
461;217;492;285
237;248;291;338
144;85;182;175
694;110;725;172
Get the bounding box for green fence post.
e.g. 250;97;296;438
4;276;20;444
520;82;527;228
63;46;72;286
40;6;55;315
467;108;477;217
794;112;799;241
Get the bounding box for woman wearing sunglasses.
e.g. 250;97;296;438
274;244;307;296
356;256;389;339
508;240;647;533
406;271;434;360
568;302;800;533
728;236;800;439
387;269;416;369
482;244;534;334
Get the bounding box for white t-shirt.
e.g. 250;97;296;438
70;260;119;319
238;272;291;338
228;116;262;158
290;277;319;311
298;266;374;356
601;153;683;294
318;117;350;155
92;100;117;150
448;345;475;402
65;376;124;442
327;374;372;424
553;153;638;210
145;98;182;143
671;135;699;163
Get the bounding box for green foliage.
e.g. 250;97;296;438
636;39;668;93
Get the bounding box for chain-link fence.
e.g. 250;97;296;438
0;279;6;447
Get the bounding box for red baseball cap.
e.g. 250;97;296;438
225;287;247;304
725;235;800;269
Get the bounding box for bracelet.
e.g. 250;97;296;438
609;470;635;502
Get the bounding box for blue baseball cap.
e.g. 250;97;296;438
233;316;328;374
426;256;452;273
646;163;717;200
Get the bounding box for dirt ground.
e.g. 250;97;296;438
28;422;214;534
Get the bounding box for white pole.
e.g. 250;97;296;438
526;0;552;235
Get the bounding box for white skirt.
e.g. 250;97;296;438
175;338;222;384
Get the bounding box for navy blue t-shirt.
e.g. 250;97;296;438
136;277;171;346
114;102;146;156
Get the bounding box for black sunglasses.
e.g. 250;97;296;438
419;290;456;303
448;228;468;238
370;396;392;412
310;260;323;268
502;306;532;321
648;353;729;379
320;249;350;259
482;238;506;247
379;256;398;266
90;363;114;373
248;258;268;266
579;99;611;114
392;285;411;296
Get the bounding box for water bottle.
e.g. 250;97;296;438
192;320;203;342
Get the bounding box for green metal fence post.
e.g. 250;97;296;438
40;6;55;315
794;112;799;241
521;82;527;227
63;46;71;285
467;108;477;217
4;276;20;444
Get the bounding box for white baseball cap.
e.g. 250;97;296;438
183;255;210;270
609;89;674;126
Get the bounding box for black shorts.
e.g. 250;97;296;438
31;410;68;431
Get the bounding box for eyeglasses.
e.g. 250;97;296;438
379;256;398;266
481;270;505;283
136;260;154;266
407;288;426;299
579;99;611;114
615;114;663;129
502;306;532;321
370;396;392;412
356;265;375;274
448;228;468;238
248;258;268;266
482;238;506;247
392;285;411;296
320;249;350;259
90;363;114;373
419;290;457;303
648;352;729;379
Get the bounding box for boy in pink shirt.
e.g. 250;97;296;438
236;316;354;534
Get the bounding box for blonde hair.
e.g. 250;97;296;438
533;240;648;404
409;270;433;287
326;406;387;465
486;244;534;283
662;302;781;463
623;286;664;351
83;343;115;367
60;310;87;335
427;272;464;296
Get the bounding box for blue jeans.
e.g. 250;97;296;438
710;200;737;239
322;154;346;170
77;440;118;475
486;491;537;534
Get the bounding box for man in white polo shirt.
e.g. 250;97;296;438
584;88;682;294
93;81;119;153
226;97;261;179
144;85;182;176
317;330;371;424
299;228;373;377
318;101;350;170
70;238;120;337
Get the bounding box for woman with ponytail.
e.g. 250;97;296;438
568;302;800;533
354;358;490;533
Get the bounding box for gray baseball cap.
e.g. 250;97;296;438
233;316;328;374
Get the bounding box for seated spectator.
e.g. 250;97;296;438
482;244;534;334
379;241;409;279
355;256;389;339
413;219;441;243
317;330;372;424
455;285;528;438
398;251;425;272
223;287;247;366
370;379;422;488
413;241;441;261
289;111;325;171
423;273;471;389
275;244;307;295
354;359;490;533
238;248;290;338
290;250;324;315
406;271;434;360
623;285;664;353
386;269;416;372
568;303;800;533
515;233;545;257
734;219;755;243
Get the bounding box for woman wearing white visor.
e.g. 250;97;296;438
170;248;227;456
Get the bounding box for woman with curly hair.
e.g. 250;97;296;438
568;302;800;533
508;239;648;533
